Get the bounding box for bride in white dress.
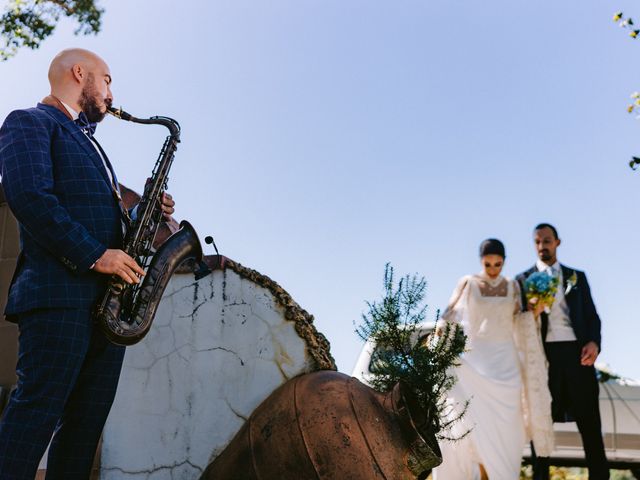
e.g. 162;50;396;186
433;239;554;479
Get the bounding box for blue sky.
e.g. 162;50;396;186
1;0;639;379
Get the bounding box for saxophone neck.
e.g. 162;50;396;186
107;107;180;138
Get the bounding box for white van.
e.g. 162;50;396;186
352;323;640;475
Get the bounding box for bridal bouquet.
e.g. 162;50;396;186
524;271;559;313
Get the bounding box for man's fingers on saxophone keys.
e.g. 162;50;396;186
117;261;144;284
117;268;138;285
93;249;145;283
161;192;175;218
125;255;145;277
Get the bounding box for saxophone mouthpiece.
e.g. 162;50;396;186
107;106;133;122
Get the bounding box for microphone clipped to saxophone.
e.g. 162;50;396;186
95;106;206;346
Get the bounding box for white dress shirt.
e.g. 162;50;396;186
536;260;577;342
60;101;117;188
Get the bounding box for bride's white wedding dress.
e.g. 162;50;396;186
433;274;553;479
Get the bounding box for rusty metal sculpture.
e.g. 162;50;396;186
202;370;442;479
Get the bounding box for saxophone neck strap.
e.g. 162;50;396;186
41;95;74;120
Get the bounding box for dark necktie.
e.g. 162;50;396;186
539;268;554;342
74;111;97;138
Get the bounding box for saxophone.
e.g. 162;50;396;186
95;106;203;346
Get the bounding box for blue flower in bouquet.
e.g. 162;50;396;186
525;271;558;293
524;271;559;312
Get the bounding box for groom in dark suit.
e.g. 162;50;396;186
0;49;174;479
517;223;608;480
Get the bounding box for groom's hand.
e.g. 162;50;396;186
580;341;599;366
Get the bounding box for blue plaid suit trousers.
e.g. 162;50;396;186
0;309;125;479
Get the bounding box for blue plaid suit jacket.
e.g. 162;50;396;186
0;103;123;315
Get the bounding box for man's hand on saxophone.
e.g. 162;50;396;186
93;249;146;284
91;191;176;283
161;191;175;219
144;177;176;220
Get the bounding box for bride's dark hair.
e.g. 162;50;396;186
479;238;506;258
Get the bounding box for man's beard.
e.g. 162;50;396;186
78;75;109;123
539;250;552;261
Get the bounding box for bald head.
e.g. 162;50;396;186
48;48;113;122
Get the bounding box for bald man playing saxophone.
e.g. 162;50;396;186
0;48;174;479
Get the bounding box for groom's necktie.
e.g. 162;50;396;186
547;266;562;294
542;265;559;341
540;267;556;342
546;266;555;279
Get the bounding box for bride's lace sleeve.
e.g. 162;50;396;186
512;279;531;317
511;280;555;456
438;275;470;328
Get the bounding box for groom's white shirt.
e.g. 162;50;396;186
536;260;577;342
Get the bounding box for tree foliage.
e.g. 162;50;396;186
612;11;640;170
355;263;467;441
0;0;103;61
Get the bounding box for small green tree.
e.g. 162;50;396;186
355;263;467;441
1;0;104;61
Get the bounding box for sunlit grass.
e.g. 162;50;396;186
426;466;637;479
519;466;636;479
